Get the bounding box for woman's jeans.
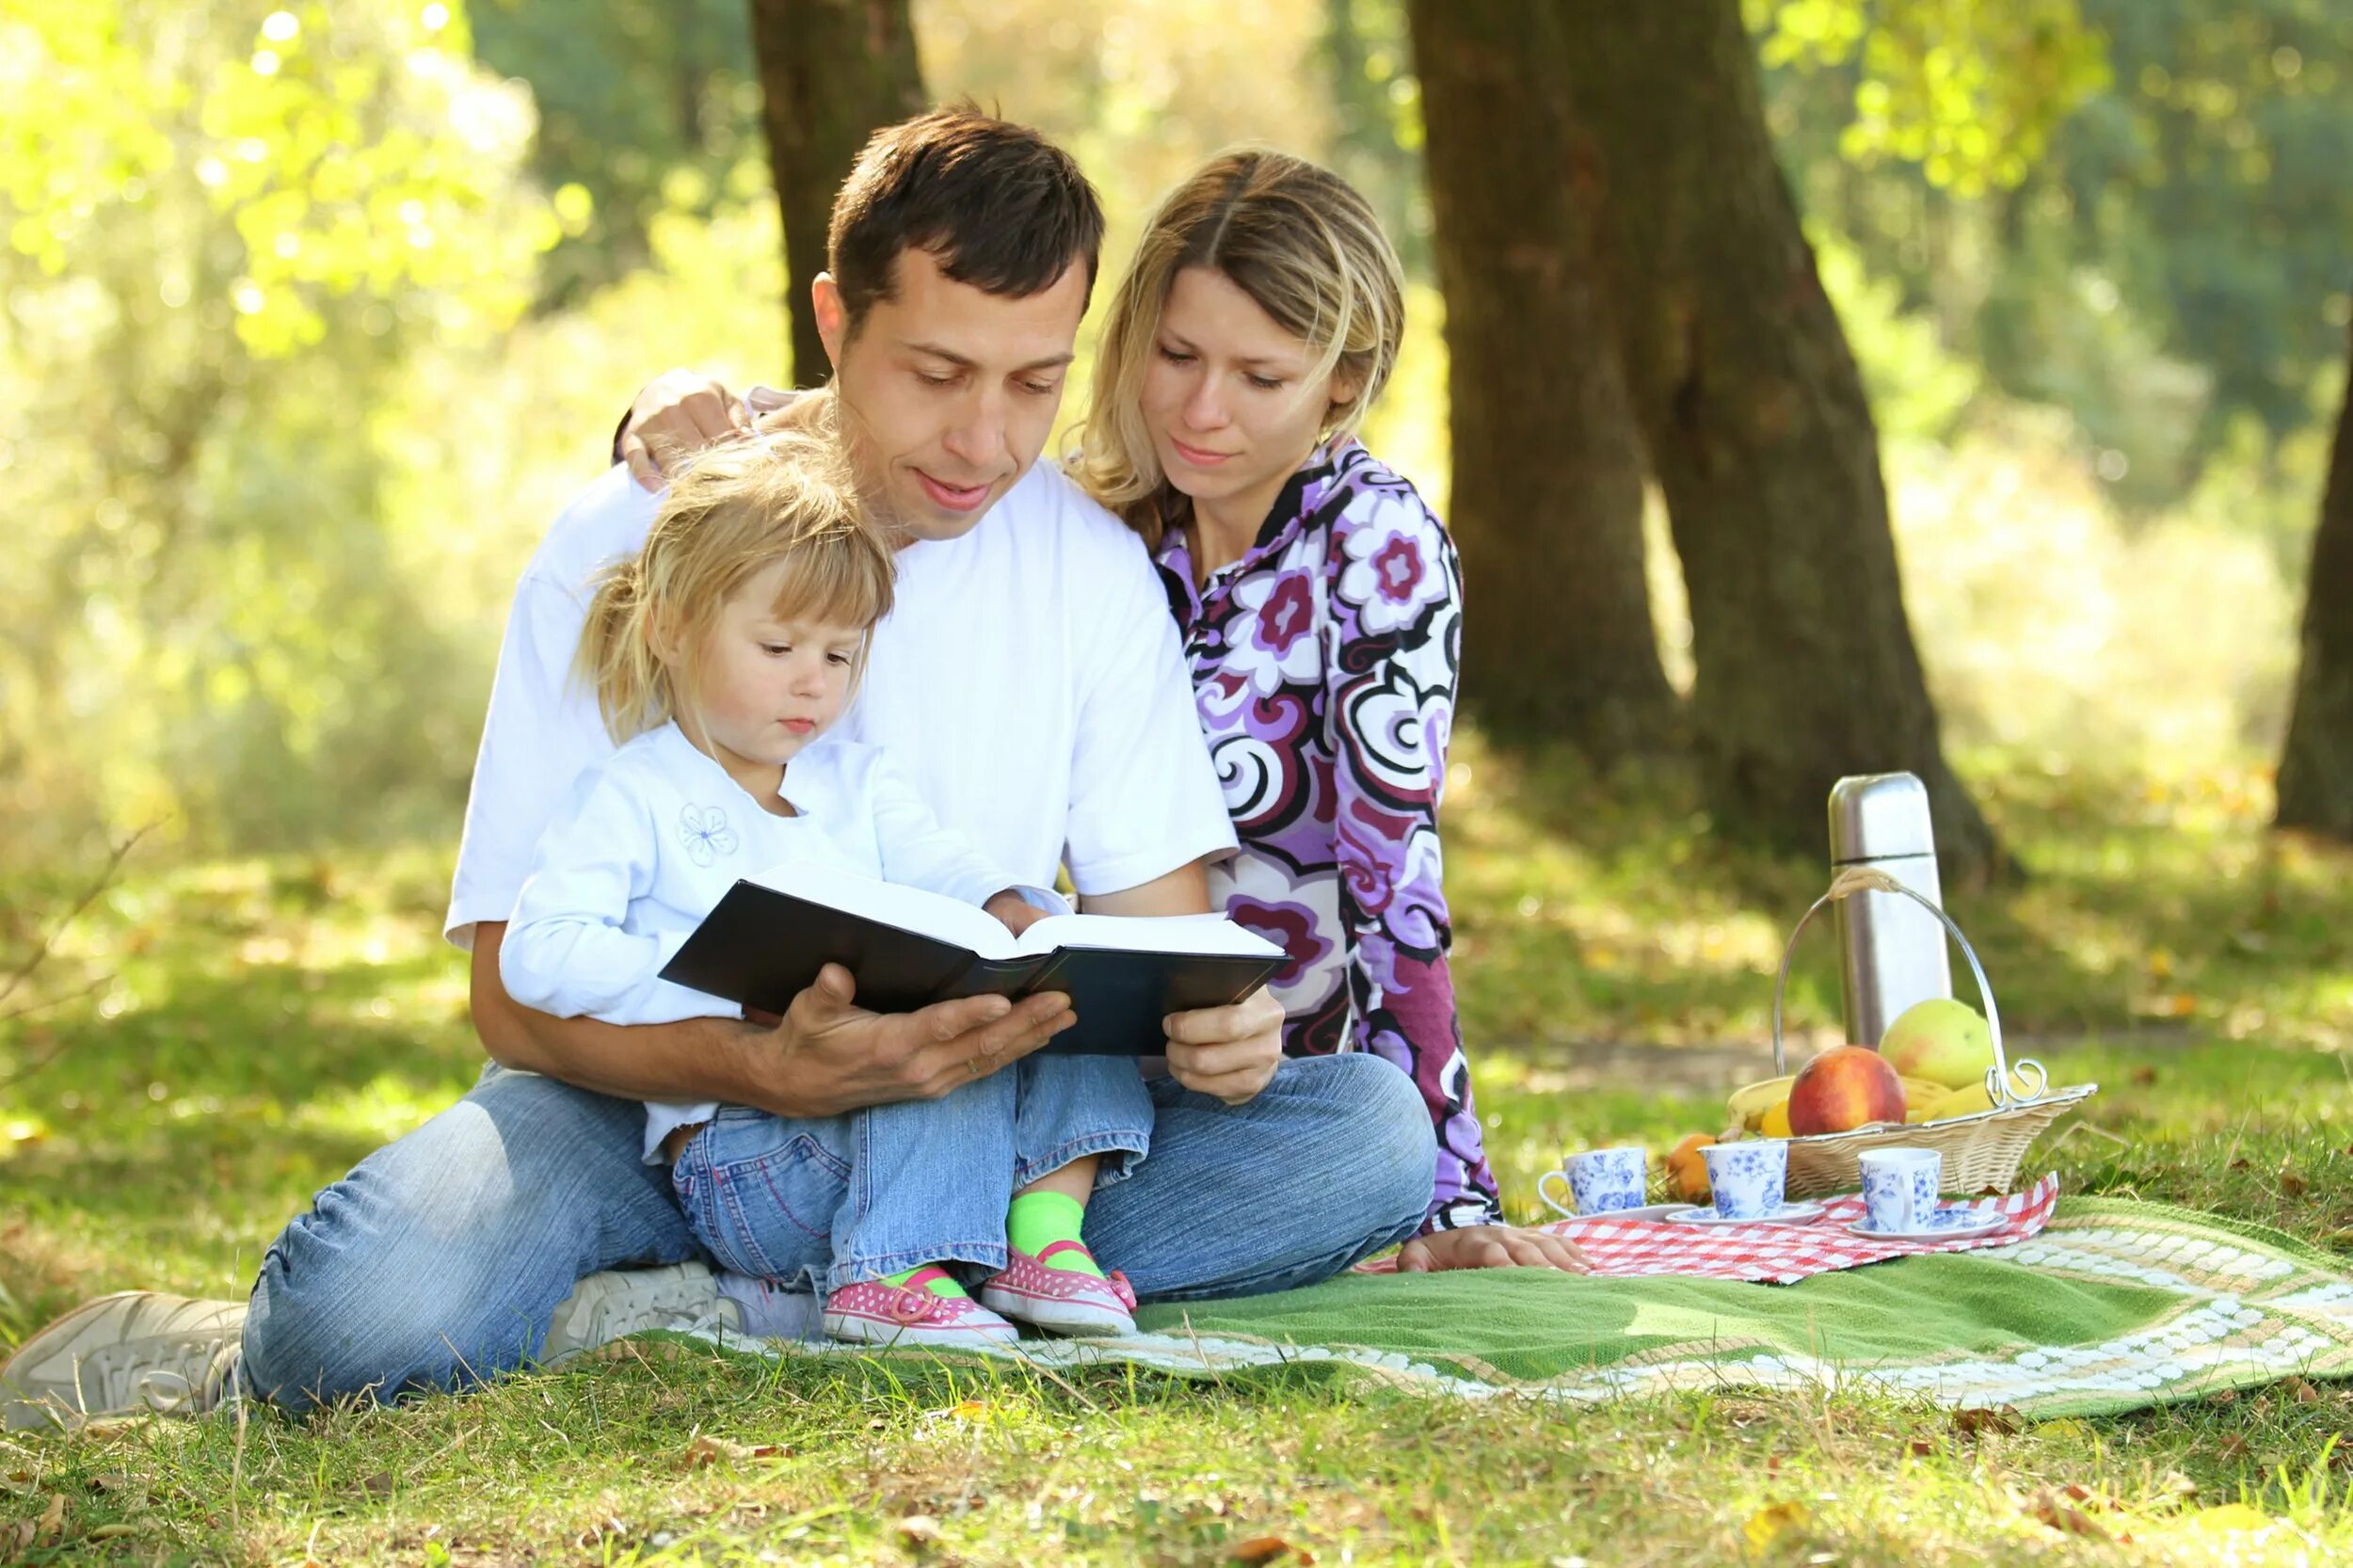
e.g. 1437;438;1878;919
240;1052;1435;1409
674;1055;1151;1290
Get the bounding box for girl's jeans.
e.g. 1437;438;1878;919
672;1055;1151;1290
239;1052;1435;1409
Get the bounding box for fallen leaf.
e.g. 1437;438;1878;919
2281;1171;2311;1198
1953;1406;2022;1437
34;1494;64;1545
684;1435;779;1468
1742;1500;1809;1555
2210;1387;2239;1407
2288;1376;2322;1403
2229;1157;2252;1172
357;1471;393;1498
84;1473;131;1494
2039;1417;2095;1444
1230;1536;1306;1564
2217;1433;2250;1462
2155;1469;2198;1501
88;1522;147;1541
895;1514;942;1547
2029;1489;2109;1540
1906;1436;1936;1456
2131;1065;2158;1086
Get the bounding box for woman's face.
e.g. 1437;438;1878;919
1140;266;1353;523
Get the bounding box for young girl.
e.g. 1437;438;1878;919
499;419;1151;1347
1071;150;1558;1267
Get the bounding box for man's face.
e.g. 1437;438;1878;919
816;248;1089;543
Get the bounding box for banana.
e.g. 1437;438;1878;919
1726;1076;1795;1131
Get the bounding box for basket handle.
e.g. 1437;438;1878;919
1769;866;2046;1109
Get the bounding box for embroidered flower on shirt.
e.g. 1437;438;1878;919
678;804;738;866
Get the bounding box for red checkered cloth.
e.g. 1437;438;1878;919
1357;1173;2060;1285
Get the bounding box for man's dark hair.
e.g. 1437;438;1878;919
827;104;1106;334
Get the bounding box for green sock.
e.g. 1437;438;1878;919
1006;1190;1103;1278
880;1264;966;1299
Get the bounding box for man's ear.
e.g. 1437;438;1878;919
812;274;848;369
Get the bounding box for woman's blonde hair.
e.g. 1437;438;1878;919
1072;148;1406;547
577;404;894;745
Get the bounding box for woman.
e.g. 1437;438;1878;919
1067;149;1556;1267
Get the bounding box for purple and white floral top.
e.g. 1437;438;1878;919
1150;440;1502;1231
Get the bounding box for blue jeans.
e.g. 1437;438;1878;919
240;1052;1433;1410
675;1055;1152;1290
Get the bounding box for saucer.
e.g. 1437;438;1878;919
1553;1203;1698;1224
1847;1207;2007;1240
1664;1201;1826;1226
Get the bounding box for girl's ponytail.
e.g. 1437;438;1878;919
575;553;673;745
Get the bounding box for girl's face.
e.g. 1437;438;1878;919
1139;265;1355;527
674;559;865;791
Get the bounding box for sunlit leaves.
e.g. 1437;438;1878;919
1751;0;2113;194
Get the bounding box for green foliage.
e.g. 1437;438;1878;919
0;1;564;859
469;0;763;305
1753;0;2113;195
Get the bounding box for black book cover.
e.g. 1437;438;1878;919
658;881;1286;1055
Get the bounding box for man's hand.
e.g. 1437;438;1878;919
984;889;1050;938
761;964;1076;1113
1160;984;1284;1105
617;369;746;489
1395;1225;1591;1274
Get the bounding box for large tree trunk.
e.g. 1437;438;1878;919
745;0;925;387
1406;0;1681;760
1555;0;2000;881
2275;327;2353;840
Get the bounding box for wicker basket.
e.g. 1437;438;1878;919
1742;866;2097;1200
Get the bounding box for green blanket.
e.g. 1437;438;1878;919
696;1199;2353;1417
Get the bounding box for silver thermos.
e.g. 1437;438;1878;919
1828;773;1953;1046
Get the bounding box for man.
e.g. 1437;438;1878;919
1;107;1436;1428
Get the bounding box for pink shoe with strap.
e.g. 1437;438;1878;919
978;1241;1139;1336
821;1269;1020;1351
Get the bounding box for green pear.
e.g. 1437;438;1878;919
1879;998;1994;1091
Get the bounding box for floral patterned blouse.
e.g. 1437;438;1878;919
1150;440;1502;1231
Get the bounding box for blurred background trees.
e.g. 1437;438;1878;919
3;0;2349;874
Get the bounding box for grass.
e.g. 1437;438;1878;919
3;744;2352;1562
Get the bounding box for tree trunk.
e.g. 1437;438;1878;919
745;0;925;387
1406;0;1681;760
1555;0;2001;881
2275;327;2353;840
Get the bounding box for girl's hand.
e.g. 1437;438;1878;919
984;889;1049;937
1394;1224;1591;1274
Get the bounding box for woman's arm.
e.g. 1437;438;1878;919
1324;490;1505;1232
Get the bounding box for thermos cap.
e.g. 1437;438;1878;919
1829;772;1937;864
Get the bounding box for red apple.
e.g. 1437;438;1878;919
1785;1045;1907;1135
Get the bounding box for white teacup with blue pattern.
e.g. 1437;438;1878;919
1540;1145;1650;1218
1701;1139;1789;1220
1858;1146;1943;1232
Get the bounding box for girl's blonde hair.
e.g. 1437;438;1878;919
578;406;894;745
1071;148;1406;547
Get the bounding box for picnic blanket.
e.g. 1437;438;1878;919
1353;1175;2059;1284
678;1193;2353;1418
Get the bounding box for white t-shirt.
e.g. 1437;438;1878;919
498;722;1061;1158
445;458;1236;950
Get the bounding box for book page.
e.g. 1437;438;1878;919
745;858;1018;960
1013;911;1288;961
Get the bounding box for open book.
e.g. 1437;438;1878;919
658;860;1289;1055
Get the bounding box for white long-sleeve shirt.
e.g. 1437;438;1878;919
500;721;1058;1158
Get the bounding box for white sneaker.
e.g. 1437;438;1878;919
539;1262;738;1365
0;1292;244;1432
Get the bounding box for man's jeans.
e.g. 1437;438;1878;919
240;1052;1434;1409
676;1054;1152;1291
